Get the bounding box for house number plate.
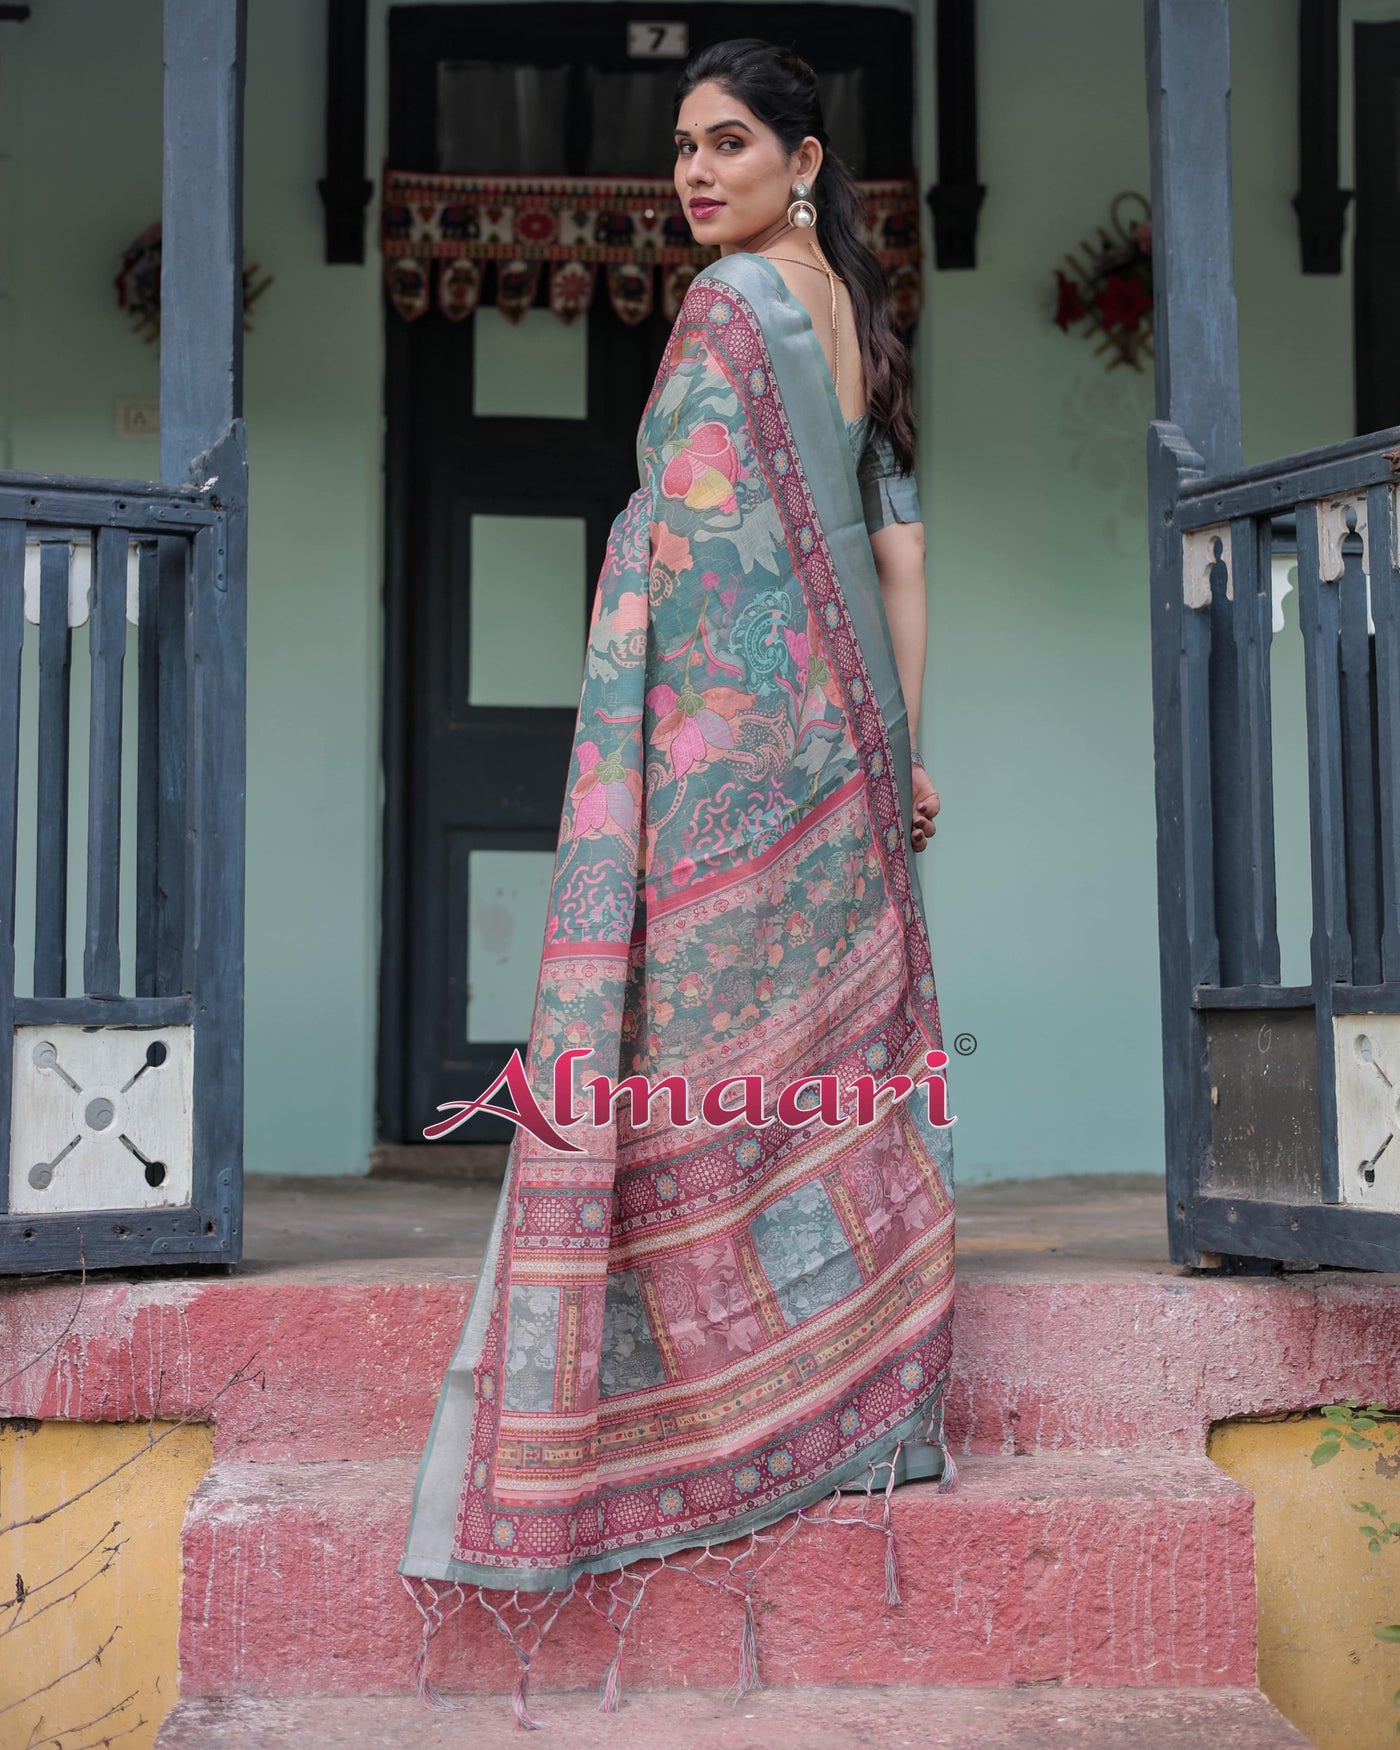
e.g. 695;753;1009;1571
628;21;688;58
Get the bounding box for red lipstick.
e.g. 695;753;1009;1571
688;197;723;219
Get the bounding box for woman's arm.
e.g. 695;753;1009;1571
870;520;927;753
870;519;939;851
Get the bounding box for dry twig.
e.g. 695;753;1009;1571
0;1246;87;1394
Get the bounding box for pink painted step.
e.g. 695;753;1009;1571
179;1451;1255;1697
155;1687;1311;1749
3;1263;1397;1460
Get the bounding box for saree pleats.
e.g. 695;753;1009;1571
401;254;954;1595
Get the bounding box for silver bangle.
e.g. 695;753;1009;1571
910;746;926;771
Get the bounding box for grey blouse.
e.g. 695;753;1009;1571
845;412;922;534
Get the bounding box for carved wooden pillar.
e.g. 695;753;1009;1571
1146;0;1243;476
160;0;247;482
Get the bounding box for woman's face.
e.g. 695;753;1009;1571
673;80;822;254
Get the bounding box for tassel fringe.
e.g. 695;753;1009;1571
736;1596;760;1697
598;1639;624;1713
883;1530;903;1606
513;1665;544;1730
405;1427;952;1722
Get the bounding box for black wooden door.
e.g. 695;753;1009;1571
1354;20;1400;435
379;2;914;1145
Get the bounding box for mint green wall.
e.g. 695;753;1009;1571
2;0;383;1177
0;0;1364;1180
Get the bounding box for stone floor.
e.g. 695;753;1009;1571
156;1685;1311;1749
240;1168;1172;1280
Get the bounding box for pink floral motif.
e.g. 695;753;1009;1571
783;626;809;681
651;522;693;578
652;1240;763;1376
661;421;741;515
647;680;753;781
613;591;647;634
566;740;642;841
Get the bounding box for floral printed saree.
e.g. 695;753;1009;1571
400;252;955;1688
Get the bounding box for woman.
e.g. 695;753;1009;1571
399;37;955;1717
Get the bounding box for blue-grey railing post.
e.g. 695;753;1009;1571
1146;0;1246;1264
1371;481;1400;982
0;523;23;1227
161;0;246;483
34;541;71;997
1146;0;1243;476
1148;423;1214;1264
178;425;248;1263
135;537;192;1000
157;0;248;1265
1295;497;1350;1203
0;0;247;1271
85;526;127;997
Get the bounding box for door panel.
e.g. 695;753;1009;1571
1354;23;1400;435
381;2;915;1145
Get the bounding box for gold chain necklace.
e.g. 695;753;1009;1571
760;232;842;397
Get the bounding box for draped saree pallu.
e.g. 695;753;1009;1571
399;253;956;1722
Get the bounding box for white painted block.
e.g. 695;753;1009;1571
23;539;143;628
9;1025;194;1215
1334;1016;1400;1211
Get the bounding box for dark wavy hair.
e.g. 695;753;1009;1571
675;37;917;475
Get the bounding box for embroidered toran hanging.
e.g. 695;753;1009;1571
380;169;925;330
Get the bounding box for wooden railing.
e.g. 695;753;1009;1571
1150;418;1400;1270
0;430;246;1271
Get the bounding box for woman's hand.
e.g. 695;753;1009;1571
910;766;940;853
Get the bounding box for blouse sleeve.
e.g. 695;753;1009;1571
857;426;923;534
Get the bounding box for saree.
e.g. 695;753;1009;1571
400;251;955;1695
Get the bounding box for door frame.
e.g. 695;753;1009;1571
375;0;918;1146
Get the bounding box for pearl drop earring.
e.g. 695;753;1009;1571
787;180;817;228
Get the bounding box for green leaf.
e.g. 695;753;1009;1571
1313;1442;1342;1465
1375;1625;1400;1642
1356;1503;1383;1517
1373;1540;1384;1553
1353;1418;1380;1431
1348;1433;1377;1449
1323;1405;1355;1422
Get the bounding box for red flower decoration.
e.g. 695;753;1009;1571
1053;270;1087;332
517;210;558;244
1094;272;1152;333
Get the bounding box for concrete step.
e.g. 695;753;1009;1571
154;1686;1312;1749
179;1451;1255;1697
3;1259;1397;1462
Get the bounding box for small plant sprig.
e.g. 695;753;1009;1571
1312;1400;1400;1715
1310;1399;1397;1468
